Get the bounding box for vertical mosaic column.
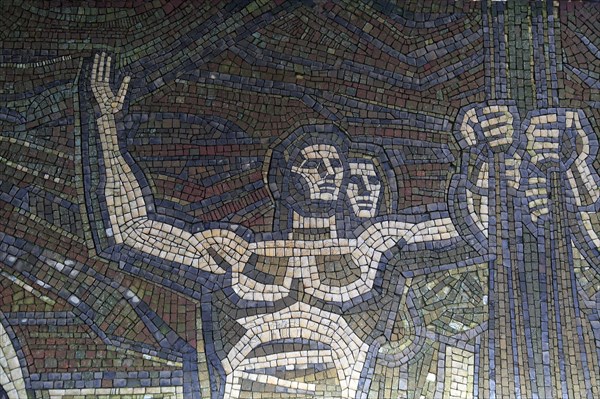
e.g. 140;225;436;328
478;2;523;397
502;1;597;398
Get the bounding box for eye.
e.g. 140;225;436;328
349;175;361;184
367;176;380;185
301;160;319;169
329;159;342;168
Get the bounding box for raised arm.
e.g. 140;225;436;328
91;53;227;274
91;53;140;241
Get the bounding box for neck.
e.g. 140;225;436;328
290;210;337;239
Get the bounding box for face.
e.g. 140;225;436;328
291;144;344;201
347;160;381;218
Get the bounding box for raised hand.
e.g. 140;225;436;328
91;52;130;115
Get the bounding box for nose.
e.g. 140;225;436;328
357;177;370;195
318;159;336;177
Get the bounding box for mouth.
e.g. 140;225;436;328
354;198;376;206
316;183;337;193
355;204;375;210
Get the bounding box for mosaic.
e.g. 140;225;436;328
1;1;600;398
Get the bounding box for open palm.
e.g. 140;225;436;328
91;52;130;114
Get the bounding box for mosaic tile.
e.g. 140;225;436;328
1;1;600;398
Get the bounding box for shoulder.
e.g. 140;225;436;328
354;216;416;242
192;224;254;253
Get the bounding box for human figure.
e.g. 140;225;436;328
90;52;461;398
523;108;600;384
344;142;398;232
450;102;522;254
347;159;382;219
456;104;600;397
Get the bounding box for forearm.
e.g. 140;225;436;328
569;160;600;206
121;218;224;273
95;110;226;274
406;217;459;244
367;217;459;247
97;113;147;243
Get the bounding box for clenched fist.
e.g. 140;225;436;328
454;101;520;153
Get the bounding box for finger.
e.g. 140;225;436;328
98;52;106;82
117;76;131;104
92;53;99;82
105;56;112;83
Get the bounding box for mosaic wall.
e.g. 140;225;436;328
1;1;600;398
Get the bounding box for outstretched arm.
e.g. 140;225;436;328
91;53;140;241
361;217;460;251
91;53;226;273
